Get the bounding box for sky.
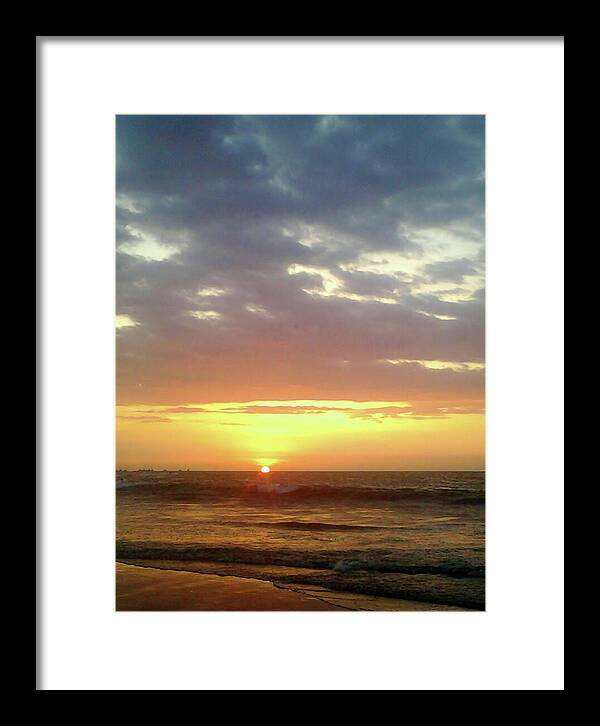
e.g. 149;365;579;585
116;115;485;470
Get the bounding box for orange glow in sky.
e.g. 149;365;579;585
116;116;485;471
116;400;484;470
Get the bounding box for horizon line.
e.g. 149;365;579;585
116;468;486;473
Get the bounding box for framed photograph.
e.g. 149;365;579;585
38;36;564;690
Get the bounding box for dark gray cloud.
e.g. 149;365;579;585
116;115;485;408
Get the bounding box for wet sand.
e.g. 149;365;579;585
116;561;467;611
116;562;343;611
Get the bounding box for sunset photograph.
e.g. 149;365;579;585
115;114;486;611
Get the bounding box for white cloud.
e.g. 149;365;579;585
197;287;228;297
189;310;222;321
118;226;182;262
381;359;484;372
116;314;139;329
245;304;274;318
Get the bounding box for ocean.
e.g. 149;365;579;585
116;470;485;610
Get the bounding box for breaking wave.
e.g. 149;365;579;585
116;541;485;579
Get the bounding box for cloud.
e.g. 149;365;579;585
381;359;485;372
116;115;485;411
125;400;484;423
141;407;211;414
116;314;139;330
117;415;171;424
221;405;350;415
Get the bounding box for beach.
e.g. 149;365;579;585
116;561;470;611
116;562;342;611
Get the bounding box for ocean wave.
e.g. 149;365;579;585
116;541;485;579
117;555;485;610
243;484;484;504
118;481;484;505
225;519;398;532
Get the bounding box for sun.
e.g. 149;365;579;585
260;465;271;474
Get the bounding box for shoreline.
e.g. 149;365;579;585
116;561;344;611
116;561;471;612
